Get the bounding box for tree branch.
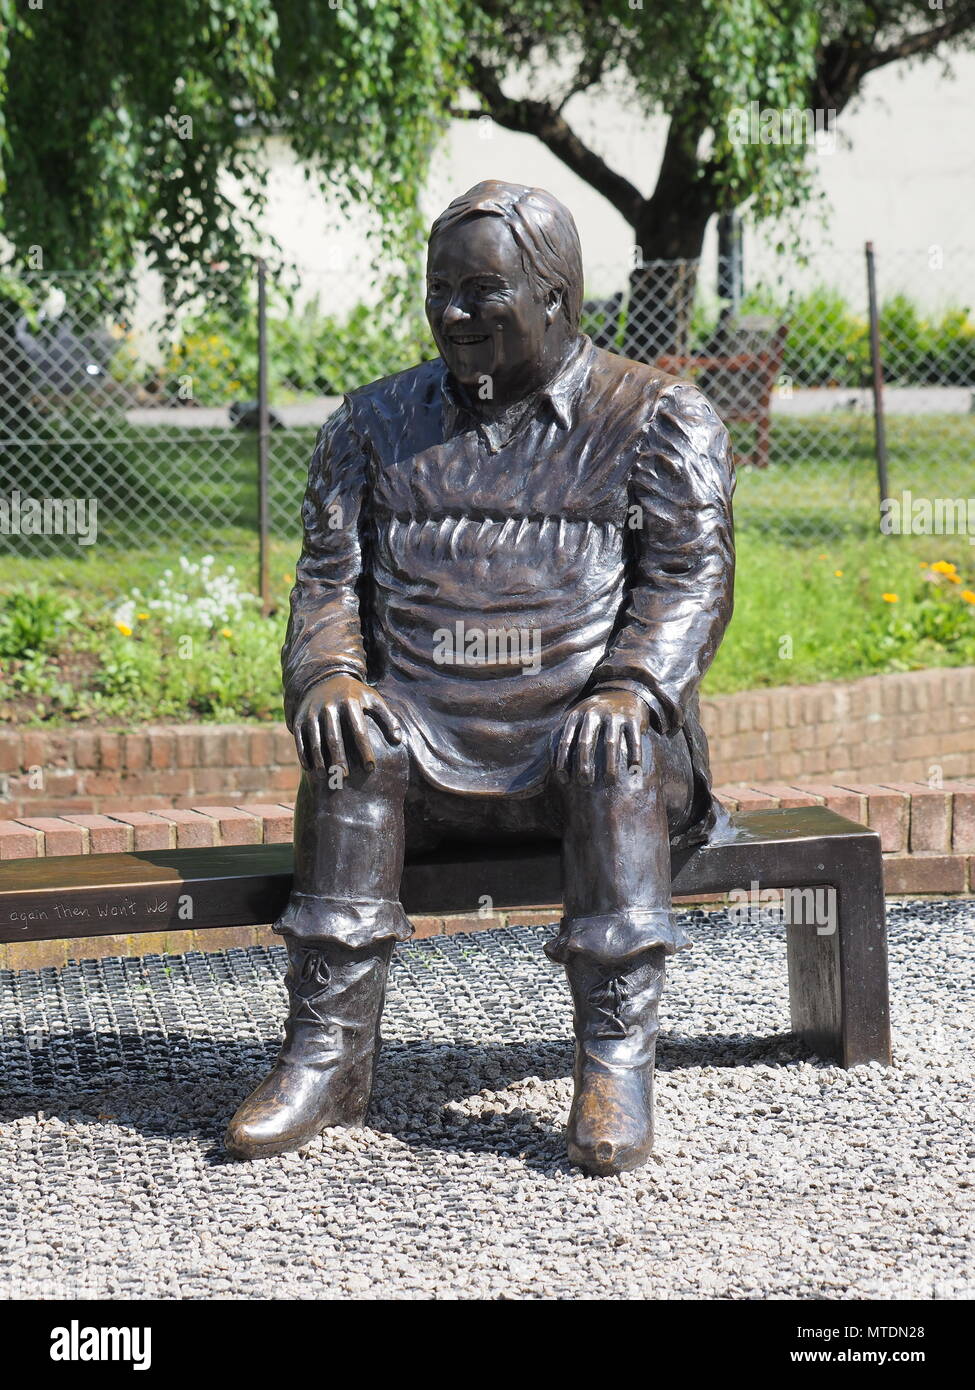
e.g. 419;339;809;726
465;55;644;226
814;9;975;112
866;7;975;71
557;44;608;112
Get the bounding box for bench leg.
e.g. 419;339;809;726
785;837;892;1067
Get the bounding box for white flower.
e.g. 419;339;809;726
113;600;137;629
114;557;260;636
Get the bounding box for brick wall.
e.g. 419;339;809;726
0;725;301;818
1;666;974;820
700;665;975;785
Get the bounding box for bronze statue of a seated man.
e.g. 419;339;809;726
226;180;735;1175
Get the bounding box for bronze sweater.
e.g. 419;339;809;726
283;335;735;845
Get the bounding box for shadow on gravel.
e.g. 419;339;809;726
1;1025;808;1155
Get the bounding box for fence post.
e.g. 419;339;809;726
717;212;743;320
865;241;890;522
257;257;271;614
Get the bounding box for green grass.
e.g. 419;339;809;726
1;411;974;722
2;528;974;723
0;539;296;614
728;413;975;543
3;411;971;549
705;533;975;694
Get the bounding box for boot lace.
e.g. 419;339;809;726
587;975;629;1039
290;950;332;1027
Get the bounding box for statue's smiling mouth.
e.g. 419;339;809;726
449;333;490;345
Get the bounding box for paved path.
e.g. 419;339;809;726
123;386;974;431
1;902;972;1300
771;386;973;415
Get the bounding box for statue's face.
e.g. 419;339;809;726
426;215;562;401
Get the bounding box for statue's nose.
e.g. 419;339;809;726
441;299;471;328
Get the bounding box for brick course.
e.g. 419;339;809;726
0;667;973;818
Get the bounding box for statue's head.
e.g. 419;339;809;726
426;180;583;404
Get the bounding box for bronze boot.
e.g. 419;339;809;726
225;936;394;1159
563;947;666;1176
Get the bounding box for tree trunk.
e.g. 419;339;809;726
623;110;718;361
624;261;700;363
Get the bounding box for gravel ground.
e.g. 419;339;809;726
0;901;972;1301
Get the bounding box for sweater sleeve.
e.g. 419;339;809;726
281;399;370;730
591;380;736;734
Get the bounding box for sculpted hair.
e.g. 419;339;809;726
428;180;584;335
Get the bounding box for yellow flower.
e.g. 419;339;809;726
948;573;962;584
282;574;293;584
930;560;957;575
919;561;929;568
818;553;827;560
220;627;233;638
882;593;898;603
961;590;975;604
137;612;149;621
115;622;132;636
834;569;843;578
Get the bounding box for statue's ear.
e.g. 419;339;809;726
546;287;563;323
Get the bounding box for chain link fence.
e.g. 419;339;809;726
0;271;266;556
585;246;975;544
2;248;973;573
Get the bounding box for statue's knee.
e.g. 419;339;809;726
624;727;667;778
302;733;408;797
363;732;409;777
561;755;663;802
551;729;668;799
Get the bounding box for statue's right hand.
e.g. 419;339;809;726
292;674;403;776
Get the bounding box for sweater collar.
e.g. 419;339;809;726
440;334;593;450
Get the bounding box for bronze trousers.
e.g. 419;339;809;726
277;728;697;965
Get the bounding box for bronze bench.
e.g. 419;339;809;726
0;805;890;1068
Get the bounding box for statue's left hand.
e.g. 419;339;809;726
555;689;654;784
